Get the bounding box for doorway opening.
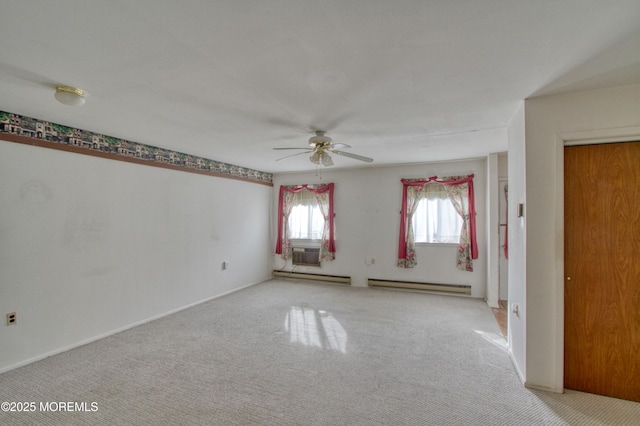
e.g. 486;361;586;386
492;179;509;337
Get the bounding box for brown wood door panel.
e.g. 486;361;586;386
564;141;640;402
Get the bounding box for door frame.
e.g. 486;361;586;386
486;153;501;308
498;179;508;302
554;125;640;390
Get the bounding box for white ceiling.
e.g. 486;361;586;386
1;0;639;173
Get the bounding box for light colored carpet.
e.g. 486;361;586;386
1;279;639;425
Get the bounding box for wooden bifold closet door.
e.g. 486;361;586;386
564;141;640;402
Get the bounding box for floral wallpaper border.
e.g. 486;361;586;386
0;111;273;186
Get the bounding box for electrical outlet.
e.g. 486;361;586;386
6;312;17;326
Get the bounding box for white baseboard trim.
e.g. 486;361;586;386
506;349;564;394
524;382;564;394
508;349;526;385
0;280;263;375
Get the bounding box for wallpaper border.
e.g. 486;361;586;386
0;111;273;186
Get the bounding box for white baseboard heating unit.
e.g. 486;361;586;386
368;279;471;295
273;270;351;285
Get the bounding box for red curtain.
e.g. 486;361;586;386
275;183;335;257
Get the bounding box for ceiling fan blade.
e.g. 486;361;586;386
273;147;311;151
0;63;58;89
330;150;374;163
330;143;351;149
276;150;313;161
267;117;306;129
317;112;354;133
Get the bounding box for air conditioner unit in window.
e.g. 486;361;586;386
292;247;321;267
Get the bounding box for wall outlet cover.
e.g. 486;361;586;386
6;312;17;326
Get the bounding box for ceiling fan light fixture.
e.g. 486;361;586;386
308;130;332;146
54;85;85;106
310;151;321;165
321;152;333;166
310;151;333;167
275;130;370;167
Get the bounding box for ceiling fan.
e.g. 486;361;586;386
274;131;373;167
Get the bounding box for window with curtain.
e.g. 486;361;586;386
397;175;478;271
288;191;324;240
275;183;336;262
412;187;463;244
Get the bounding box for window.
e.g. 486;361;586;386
288;203;324;240
275;183;336;261
397;175;477;271
412;196;462;244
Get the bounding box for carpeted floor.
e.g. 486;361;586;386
1;280;638;425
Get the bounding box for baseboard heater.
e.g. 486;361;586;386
273;270;351;285
368;279;471;295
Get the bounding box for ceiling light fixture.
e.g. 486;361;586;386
310;151;321;165
310;150;334;167
308;131;334;167
322;152;333;166
308;130;332;146
54;85;86;106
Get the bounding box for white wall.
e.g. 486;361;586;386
0;141;272;372
497;154;508;179
507;102;526;384
273;159;488;298
522;83;640;392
